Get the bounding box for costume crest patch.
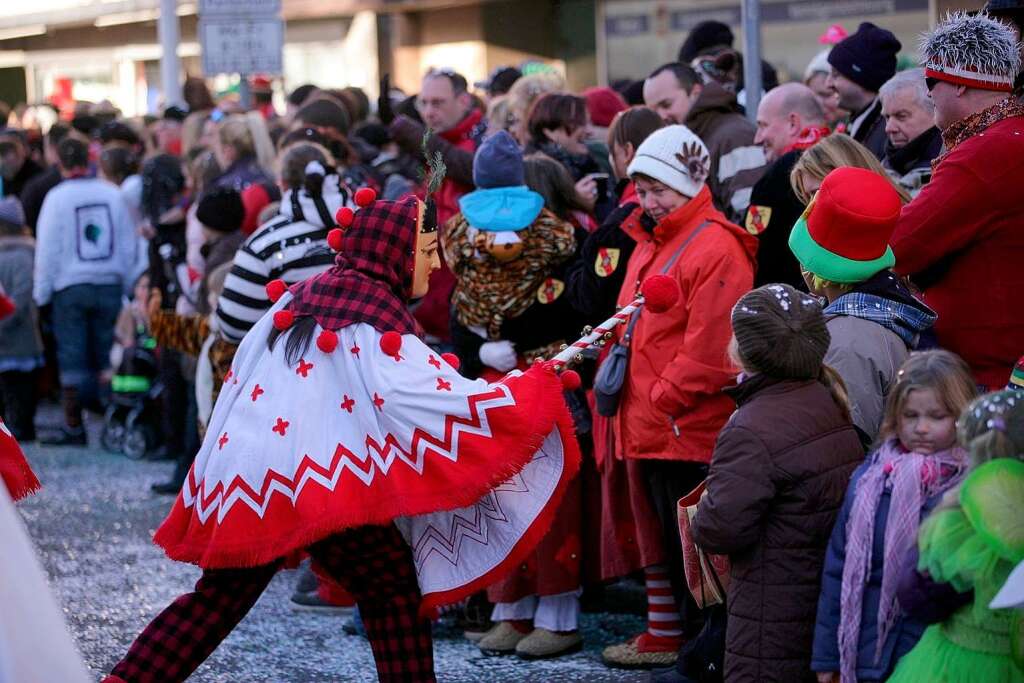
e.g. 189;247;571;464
536;278;565;304
745;205;772;235
594;247;621;277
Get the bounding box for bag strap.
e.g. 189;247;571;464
623;219;713;343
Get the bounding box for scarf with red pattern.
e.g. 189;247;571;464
937;97;1024;165
782;126;831;155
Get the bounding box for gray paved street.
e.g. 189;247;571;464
18;410;648;682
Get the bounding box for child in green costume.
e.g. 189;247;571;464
889;389;1024;683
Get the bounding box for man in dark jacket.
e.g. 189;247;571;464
20;124;71;232
879;69;942;198
643;63;766;222
0;128;44;202
826;23;902;160
748;83;828;289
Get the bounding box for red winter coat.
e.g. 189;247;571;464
891;115;1024;389
613;186;757;464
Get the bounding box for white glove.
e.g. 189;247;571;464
479;340;517;372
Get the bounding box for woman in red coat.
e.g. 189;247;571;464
600;124;757;669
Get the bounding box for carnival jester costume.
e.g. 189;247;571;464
104;189;581;683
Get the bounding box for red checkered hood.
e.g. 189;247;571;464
286;196;421;334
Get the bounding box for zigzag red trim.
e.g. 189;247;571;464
185;386;510;519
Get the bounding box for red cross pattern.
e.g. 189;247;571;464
340;395;355;413
372;393;385;410
272;418;290;436
250;384;264;402
436;377;452;392
296;359;314;378
218;432;229;450
428;355;442;370
350;344;361;359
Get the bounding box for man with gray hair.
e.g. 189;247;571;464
880;68;942;197
892;11;1024;390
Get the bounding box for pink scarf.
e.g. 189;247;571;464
837;438;966;683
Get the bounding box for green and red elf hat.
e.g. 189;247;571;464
788;167;900;284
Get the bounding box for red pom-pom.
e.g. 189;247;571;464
327;228;344;252
265;279;287;303
379;331;402;356
641;275;681;313
560;369;582;391
354;187;377;208
335;206;354;227
316;329;339;353
441;352;461;371
273;309;295;330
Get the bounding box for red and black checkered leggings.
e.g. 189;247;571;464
106;524;435;683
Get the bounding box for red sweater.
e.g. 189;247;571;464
891;115;1024;389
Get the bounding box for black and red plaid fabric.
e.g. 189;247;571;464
108;562;280;683
106;524;435;683
287;196;421;335
309;524;435;682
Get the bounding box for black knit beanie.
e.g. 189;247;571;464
731;284;830;380
679;21;735;62
827;22;902;93
196;187;245;233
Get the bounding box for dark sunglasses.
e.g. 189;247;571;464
925;76;940;92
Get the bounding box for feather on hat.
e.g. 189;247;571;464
922;11;1022;92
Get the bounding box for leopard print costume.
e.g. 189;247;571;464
443;208;576;340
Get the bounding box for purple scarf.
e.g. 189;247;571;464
837;438;966;683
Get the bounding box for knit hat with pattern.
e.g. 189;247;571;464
732;284;831;380
627;124;710;198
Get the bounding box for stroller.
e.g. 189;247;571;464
101;336;163;459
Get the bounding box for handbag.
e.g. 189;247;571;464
592;221;712;418
677;480;730;609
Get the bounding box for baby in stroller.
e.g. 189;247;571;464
103;274;163;459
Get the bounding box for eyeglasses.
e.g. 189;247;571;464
925;77;940;92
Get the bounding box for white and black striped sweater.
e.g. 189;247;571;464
215;178;355;343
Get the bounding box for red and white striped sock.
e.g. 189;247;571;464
644;564;683;640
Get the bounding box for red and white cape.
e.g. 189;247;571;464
155;294;580;613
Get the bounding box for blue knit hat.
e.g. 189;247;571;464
0;197;25;230
473;131;524;189
827;22;901;93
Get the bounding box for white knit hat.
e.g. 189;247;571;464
626;125;710;198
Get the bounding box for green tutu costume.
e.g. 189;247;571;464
888;458;1024;683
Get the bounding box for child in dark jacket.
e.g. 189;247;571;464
565;106;663;323
812;349;978;683
0;197;42;442
691;284;864;683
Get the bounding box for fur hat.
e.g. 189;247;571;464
922;11;1021;92
627;125;710;198
732;284;831;380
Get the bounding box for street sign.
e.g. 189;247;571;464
199;0;281;15
200;17;283;75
